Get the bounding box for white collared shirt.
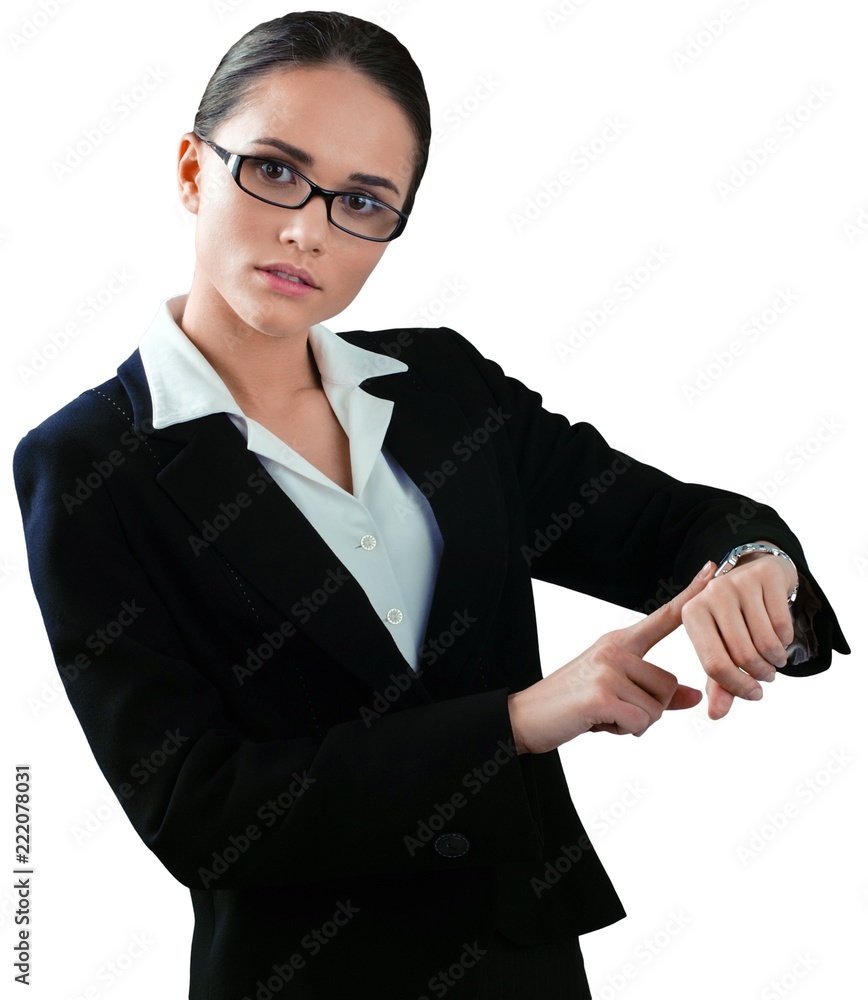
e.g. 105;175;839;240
138;294;444;672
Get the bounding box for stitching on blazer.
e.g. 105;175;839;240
86;387;161;466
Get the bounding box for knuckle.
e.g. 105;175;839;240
728;643;765;673
681;593;706;618
770;612;795;644
702;656;729;684
595;638;623;662
704;576;728;597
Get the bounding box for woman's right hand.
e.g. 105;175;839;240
507;560;717;754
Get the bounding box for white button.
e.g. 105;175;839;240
385;608;403;625
360;534;377;550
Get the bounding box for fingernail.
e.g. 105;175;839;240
747;687;763;701
697;560;714;580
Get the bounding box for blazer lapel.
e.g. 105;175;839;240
116;340;510;704
361;367;511;698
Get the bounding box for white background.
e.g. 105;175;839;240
1;0;865;997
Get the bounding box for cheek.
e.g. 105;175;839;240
336;245;388;294
195;178;255;263
194;204;258;293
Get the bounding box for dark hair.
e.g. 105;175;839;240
193;10;431;215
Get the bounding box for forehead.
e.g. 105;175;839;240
216;64;417;195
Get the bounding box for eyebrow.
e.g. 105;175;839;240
249;137;401;198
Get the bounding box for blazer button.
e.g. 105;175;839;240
434;833;470;858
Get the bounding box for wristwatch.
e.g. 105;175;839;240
714;542;800;605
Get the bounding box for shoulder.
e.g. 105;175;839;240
13;359;136;484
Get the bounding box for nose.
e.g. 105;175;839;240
277;194;330;253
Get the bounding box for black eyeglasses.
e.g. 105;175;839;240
193;132;409;242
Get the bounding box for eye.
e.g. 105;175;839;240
254;158;298;185
340;193;386;216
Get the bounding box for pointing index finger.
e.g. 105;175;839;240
620;560;716;656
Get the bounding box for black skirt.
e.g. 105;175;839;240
472;929;592;999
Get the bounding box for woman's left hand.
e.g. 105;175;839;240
680;542;799;720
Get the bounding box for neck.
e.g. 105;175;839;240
179;277;323;418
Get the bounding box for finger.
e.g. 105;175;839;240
741;592;789;669
761;577;796;653
622;654;681;712
707;677;734;720
621;560;717;656
631;684;702;736
667;683;703;711
682;599;764;701
703;592;777;682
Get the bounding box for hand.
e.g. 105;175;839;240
507;561;716;754
681;543;798;721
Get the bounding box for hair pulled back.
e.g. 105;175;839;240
193;10;431;215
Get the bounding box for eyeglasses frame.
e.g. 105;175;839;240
192;131;409;243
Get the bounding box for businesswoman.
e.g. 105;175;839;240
13;11;849;999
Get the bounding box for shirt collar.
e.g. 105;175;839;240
137;293;408;430
137;294;409;497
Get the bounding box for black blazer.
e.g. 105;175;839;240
13;323;849;999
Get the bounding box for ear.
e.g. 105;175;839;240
177;132;203;215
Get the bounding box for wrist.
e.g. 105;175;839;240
507;692;529;755
715;541;799;603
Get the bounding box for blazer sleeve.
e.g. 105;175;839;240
12;414;544;890
441;326;850;676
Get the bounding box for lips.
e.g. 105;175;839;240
258;263;318;288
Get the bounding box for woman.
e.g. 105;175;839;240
13;10;849;999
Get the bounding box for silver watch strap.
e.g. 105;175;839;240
714;542;799;604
